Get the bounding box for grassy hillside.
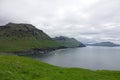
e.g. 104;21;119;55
54;36;85;48
0;37;59;52
0;55;120;80
0;23;60;52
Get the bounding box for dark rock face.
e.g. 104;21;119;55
54;36;70;41
0;23;51;40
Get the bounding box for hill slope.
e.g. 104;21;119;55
0;55;120;80
54;36;86;48
0;23;60;52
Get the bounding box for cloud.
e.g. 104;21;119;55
0;0;120;43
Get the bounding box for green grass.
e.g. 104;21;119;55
0;37;60;52
0;55;120;80
58;41;80;48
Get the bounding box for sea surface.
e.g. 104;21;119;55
27;46;120;70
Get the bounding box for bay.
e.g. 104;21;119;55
27;46;120;70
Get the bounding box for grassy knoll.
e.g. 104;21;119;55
0;55;120;80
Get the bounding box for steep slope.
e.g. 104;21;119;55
0;23;51;39
0;23;60;52
0;55;120;80
54;36;86;48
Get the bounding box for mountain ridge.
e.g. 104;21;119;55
0;23;51;40
0;23;60;52
87;42;120;47
54;36;86;48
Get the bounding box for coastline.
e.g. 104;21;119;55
0;46;85;56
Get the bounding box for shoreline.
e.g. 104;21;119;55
14;46;72;56
0;46;85;56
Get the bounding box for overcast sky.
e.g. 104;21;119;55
0;0;120;43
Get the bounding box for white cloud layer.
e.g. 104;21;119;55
0;0;120;43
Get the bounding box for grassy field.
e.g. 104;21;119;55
0;55;120;80
0;37;60;52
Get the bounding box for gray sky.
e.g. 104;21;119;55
0;0;120;43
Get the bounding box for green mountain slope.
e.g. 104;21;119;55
54;36;86;48
0;23;60;52
0;55;120;80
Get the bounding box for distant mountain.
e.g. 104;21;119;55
88;42;120;47
54;36;86;48
0;23;60;52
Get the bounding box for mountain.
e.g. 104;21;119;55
0;23;60;52
0;23;50;39
54;36;86;48
89;42;120;47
